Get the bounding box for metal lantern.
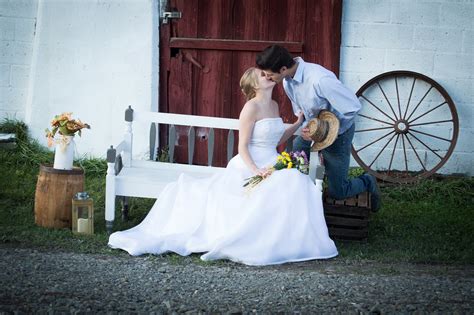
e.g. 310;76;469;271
72;192;94;235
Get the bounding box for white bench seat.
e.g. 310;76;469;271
114;163;225;199
105;106;317;233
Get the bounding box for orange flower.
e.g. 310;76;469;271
45;112;90;147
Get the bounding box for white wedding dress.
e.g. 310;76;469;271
108;118;338;265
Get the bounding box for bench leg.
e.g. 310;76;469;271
121;197;129;221
106;220;114;235
105;166;116;233
105;193;115;234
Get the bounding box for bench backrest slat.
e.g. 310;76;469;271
227;129;235;163
168;124;176;163
208;128;215;166
188;126;195;165
134;111;240;130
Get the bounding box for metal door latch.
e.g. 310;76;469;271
161;11;182;24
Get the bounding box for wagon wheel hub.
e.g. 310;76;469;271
395;119;409;134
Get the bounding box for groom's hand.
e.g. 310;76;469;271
301;128;312;141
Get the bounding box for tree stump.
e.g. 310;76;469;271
34;164;84;229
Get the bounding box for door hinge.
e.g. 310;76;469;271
161;11;182;24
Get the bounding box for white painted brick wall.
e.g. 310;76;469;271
24;0;158;158
414;27;463;53
390;1;440;25
463;30;473;54
0;0;38;120
341;0;473;176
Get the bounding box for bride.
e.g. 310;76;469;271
108;67;338;265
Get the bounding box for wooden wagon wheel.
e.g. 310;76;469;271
351;70;459;183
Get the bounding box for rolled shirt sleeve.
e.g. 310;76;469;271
317;75;362;123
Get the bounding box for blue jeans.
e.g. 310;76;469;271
293;123;372;200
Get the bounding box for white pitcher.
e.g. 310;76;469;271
53;135;75;170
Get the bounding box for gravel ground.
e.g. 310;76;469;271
1;245;473;314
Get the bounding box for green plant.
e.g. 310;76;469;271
348;167;365;178
156;146;170;162
0;118;28;143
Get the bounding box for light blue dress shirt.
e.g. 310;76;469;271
283;57;361;135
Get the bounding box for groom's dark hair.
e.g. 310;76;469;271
256;45;295;73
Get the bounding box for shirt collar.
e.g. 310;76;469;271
289;57;304;83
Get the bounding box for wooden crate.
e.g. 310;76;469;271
323;192;371;241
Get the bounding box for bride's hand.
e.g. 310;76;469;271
255;168;272;178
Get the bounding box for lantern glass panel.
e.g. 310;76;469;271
72;193;94;235
77;206;89;219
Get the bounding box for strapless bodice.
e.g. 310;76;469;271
249;118;285;149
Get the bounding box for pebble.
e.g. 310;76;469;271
0;246;473;313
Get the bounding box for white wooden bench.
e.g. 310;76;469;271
105;106;323;233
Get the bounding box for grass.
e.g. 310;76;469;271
1;119;473;264
338;178;474;264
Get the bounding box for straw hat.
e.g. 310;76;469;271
306;110;340;151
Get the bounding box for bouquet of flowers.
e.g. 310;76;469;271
243;150;309;189
45;112;90;147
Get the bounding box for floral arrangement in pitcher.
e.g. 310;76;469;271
45;112;90;147
243;150;309;189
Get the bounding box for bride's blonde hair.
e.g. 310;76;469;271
240;67;258;101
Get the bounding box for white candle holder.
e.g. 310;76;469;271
71;192;94;235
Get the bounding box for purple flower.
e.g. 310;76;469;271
299;150;308;164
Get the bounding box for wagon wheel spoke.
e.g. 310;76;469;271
369;133;397;168
355;126;394;133
408;101;448;124
387;134;400;176
403;77;416;119
401;134;409;175
405;134;427;171
408;132;443;160
377;81;399;120
355;130;396;153
358;114;393;126
395;77;402;119
405;85;434;121
360;95;397;123
410;119;453;127
410;129;451;142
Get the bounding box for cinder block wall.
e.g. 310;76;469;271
0;0;38;120
340;0;473;176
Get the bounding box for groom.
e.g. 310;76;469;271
256;45;381;211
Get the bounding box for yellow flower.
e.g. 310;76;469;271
287;162;293;169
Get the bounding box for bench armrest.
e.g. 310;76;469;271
308;151;325;191
107;141;127;175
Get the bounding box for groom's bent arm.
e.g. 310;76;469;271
317;76;361;122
